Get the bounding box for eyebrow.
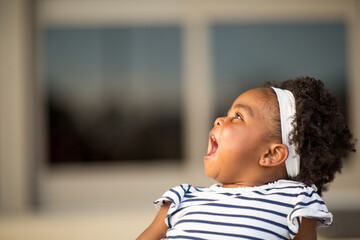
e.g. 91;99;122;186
232;103;254;117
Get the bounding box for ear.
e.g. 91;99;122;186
259;144;288;167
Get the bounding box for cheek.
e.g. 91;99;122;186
220;127;248;150
220;126;265;157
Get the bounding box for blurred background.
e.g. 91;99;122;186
1;0;360;239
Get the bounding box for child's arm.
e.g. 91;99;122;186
136;202;170;240
293;217;317;240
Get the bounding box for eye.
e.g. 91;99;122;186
234;112;244;121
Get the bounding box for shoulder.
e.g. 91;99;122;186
154;184;210;209
267;180;317;195
273;180;323;203
164;183;208;197
269;180;326;208
281;181;333;238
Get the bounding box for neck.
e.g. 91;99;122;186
221;180;268;188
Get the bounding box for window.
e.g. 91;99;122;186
44;27;182;164
212;23;346;117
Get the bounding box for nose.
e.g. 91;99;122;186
214;117;225;127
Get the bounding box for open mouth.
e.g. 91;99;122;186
205;135;218;158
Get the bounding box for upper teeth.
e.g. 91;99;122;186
211;136;216;142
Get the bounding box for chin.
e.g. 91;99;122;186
204;168;219;180
204;169;214;179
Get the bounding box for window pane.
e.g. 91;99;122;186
211;23;346;116
44;27;182;164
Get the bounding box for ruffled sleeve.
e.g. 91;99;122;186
287;184;333;239
153;184;190;228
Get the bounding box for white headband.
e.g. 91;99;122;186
271;87;300;177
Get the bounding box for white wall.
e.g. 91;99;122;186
0;0;33;214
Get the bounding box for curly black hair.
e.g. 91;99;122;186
265;76;356;195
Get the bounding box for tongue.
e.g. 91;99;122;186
207;140;218;156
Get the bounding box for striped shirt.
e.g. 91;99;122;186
154;180;332;240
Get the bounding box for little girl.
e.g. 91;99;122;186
137;77;356;240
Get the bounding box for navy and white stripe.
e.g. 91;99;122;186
154;180;332;240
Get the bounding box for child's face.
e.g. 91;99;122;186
204;88;276;186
